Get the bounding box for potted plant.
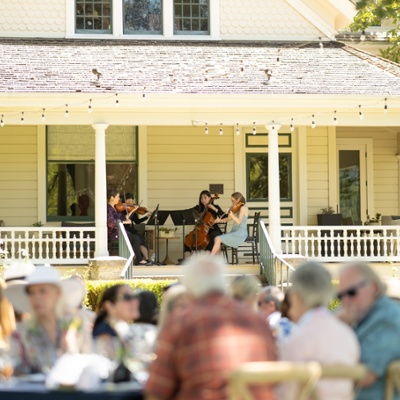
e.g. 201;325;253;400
30;221;44;239
159;227;177;238
317;206;343;226
365;213;382;226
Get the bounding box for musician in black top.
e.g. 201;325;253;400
184;190;224;259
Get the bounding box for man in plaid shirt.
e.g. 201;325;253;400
145;255;277;400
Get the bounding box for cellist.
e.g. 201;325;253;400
183;190;224;259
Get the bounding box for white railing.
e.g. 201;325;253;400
281;225;400;262
259;221;295;290
118;221;135;279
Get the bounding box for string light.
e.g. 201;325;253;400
333;110;337;125
88;99;92;113
20;112;24;124
219;123;223;135
276;49;281;65
311;115;316;129
65;104;69;118
115;93;119;107
319;37;324;54
236;123;240;135
252;122;257;135
359;105;363;120
384;98;388;114
0;115;3;127
142;93;146;100
360;30;366;41
290;118;294;132
41;108;45;122
205;123;208;135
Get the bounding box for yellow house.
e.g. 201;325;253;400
0;0;400;265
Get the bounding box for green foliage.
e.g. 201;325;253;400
328;280;341;311
84;279;177;311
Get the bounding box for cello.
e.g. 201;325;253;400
184;193;220;251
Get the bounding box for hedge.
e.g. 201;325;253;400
84;279;178;311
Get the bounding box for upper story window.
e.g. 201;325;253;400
70;0;219;39
123;0;162;34
76;0;112;34
174;0;209;35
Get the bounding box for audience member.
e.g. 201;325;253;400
230;274;260;311
338;262;400;400
145;255;277;400
9;267;92;375
279;261;359;400
258;285;284;330
158;284;190;330
273;288;296;343
0;281;15;349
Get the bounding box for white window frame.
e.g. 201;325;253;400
66;0;220;40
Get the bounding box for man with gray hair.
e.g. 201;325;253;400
257;285;284;328
338;262;400;400
145;255;277;400
278;261;359;400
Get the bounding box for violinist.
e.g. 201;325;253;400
211;192;249;255
184;190;224;258
107;188;153;266
121;192;152;263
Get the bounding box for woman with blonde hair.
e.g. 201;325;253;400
0;281;15;349
230;275;260;311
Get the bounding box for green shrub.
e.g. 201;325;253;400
85;279;177;311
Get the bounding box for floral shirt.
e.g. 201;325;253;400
107;204;124;241
10;316;90;375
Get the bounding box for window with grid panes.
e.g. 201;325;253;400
123;0;162;34
174;0;209;34
76;0;112;33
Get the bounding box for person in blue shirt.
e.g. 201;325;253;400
338;262;400;400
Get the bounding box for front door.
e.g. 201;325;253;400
337;139;373;225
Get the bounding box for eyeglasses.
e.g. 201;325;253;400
337;280;368;301
117;293;137;302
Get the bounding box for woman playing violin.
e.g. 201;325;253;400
121;192;152;263
184;190;224;259
107;189;153;266
211;192;249;255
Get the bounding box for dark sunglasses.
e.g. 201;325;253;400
118;293;137;302
337;280;368;301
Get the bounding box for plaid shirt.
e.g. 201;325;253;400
145;292;277;400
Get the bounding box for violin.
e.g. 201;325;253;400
184;193;220;251
220;198;244;219
115;202;149;215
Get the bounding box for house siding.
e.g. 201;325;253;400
147;125;235;259
337;127;400;216
0;126;38;226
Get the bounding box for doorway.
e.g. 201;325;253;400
337;139;373;225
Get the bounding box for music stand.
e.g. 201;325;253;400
170;209;201;259
146;206;170;265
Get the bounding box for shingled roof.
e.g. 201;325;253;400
0;38;399;96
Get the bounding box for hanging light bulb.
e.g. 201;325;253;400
236;123;240;135
319;37;324;54
41;108;45;122
0;115;4;127
384;98;388;114
360;30;366;41
276;49;281;65
88;99;92;113
219;123;223;135
20;112;24;124
205;123;209;135
142;93;146;101
311;115;316;129
252;122;257;135
333;110;337;125
65;104;69;118
290;118;294;132
359;105;364;120
115;93;119;107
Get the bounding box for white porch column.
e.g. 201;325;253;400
92;124;109;257
266;123;282;253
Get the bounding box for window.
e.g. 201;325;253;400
124;0;162;34
174;0;209;34
246;153;292;202
75;0;112;33
47;126;138;221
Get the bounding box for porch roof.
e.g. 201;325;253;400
1;38;400;96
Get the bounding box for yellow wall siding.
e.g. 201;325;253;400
337;127;400;216
307;127;329;224
0;126;38;225
147;126;235;260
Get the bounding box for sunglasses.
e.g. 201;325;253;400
337;280;368;301
118;293;137;302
